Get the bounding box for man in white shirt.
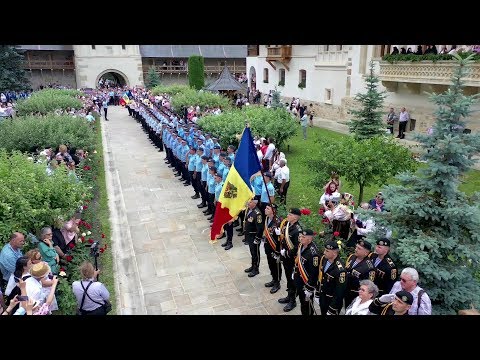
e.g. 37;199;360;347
397;107;410;139
389;267;432;315
277;159;290;205
264;138;276;170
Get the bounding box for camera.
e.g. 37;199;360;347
90;241;100;257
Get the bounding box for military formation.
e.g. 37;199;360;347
126;94;426;316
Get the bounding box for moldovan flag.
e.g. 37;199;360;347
210;127;261;241
122;93;130;105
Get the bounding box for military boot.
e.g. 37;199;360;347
270;282;281;294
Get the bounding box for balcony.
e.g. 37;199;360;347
143;65;246;75
378;60;480;92
23;60;75;70
248;45;259;57
266;45;292;70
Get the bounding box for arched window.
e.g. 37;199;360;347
298;69;306;88
278;69;285;86
263;68;269;83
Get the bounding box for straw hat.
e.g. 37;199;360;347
30;262;50;278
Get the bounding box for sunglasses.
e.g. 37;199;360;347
400;277;411;282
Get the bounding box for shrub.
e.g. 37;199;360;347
16;89;83;116
171;88;232;114
0;115;96;153
151;84;191;96
0;150;89;244
188;55;205;90
198;106;297;149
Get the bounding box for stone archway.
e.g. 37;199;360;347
249;66;256;91
96;69;129;88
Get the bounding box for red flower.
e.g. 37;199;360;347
313;232;318;235
80;236;85;242
60;267;65;272
99;248;105;253
78;220;84;226
322;218;330;224
83;205;88;210
351;201;355;206
68;242;75;249
88;238;94;244
83;165;91;171
300;208;312;215
65;255;73;262
333;231;340;237
318;208;324;215
101;233;105;238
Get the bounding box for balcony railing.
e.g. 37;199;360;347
266;45;292;59
143;65;246;75
23;60;75;70
315;50;349;66
248;45;259;57
378;60;480;87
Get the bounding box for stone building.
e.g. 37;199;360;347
247;45;480;133
18;45;247;89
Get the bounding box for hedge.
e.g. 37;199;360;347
0;115;96;153
171;88;232;114
15;89;83;115
151;84;191;96
197;106;297;149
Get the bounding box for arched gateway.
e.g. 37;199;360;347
96;69;129;88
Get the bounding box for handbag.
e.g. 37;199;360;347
80;281;111;315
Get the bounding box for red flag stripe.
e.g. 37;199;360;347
210;202;233;240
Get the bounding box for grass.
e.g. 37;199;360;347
93;119;115;313
283;124;480;211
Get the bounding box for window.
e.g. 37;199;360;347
278;69;285;86
91;45;96;50
263;68;269;83
121;45;126;50
298;69;306;88
325;88;332;104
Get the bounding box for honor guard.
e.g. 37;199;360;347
293;229;320;315
277;208;303;312
243;199;264;277
371;238;397;295
368;290;413;315
344;240;376;308
263;204;282;294
315;240;347;315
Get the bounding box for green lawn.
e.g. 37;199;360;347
283;124;480;211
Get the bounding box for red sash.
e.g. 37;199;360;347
295;245;309;284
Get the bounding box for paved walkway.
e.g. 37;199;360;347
102;106;301;315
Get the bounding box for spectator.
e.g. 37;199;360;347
391;47;399;55
345;279;379;315
0;232;25;284
389;267;432;315
72;261;110;315
38;227;60;274
397;107;410;139
277;159;290;205
385;107;397;135
368;192;386;212
300;111;308;140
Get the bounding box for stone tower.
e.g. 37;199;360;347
73;45;144;88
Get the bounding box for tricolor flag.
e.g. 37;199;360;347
122;93;130;105
210;127;261;241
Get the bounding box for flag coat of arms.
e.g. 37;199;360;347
210;127;261;241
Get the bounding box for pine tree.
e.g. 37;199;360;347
348;60;387;140
146;67;161;89
0;45;30;92
270;86;283;109
373;54;480;314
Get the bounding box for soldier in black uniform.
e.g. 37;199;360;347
243;199;264;278
277;208;303;312
315;240;347;315
263;203;282;294
371;238;397;295
293;229;320;315
369;290;413;315
344;240;376;308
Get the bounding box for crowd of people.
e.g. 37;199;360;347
390;45;480;55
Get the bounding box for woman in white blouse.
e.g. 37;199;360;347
345;280;379;315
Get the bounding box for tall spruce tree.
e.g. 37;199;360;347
373;54;480;314
146;67;161;89
348;60;387;140
0;45;30;92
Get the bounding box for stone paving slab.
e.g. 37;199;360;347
103;106;301;315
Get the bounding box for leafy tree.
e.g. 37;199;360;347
373;54;480;314
198;106;297;149
146;67;161;89
311;136;416;203
348;61;387;140
188;55;205;90
151;84;190;96
0;45;30;92
171;87;232;114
